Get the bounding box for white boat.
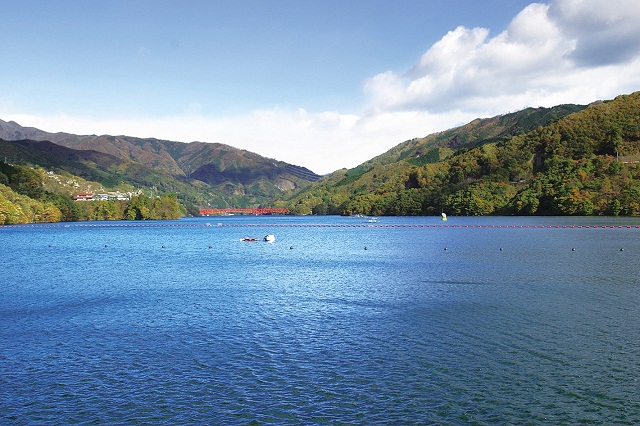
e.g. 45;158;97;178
263;234;276;242
365;217;379;223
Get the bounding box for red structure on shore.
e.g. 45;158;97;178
199;207;289;216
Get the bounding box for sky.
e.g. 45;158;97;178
2;0;640;174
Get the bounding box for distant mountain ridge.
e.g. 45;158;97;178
0;119;321;212
0;119;321;181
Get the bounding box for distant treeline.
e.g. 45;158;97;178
0;163;184;225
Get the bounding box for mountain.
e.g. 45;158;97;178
0;120;321;213
275;92;640;216
362;104;586;168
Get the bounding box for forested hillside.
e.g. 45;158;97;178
0;162;183;225
277;92;640;216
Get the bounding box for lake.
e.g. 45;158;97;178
1;215;639;424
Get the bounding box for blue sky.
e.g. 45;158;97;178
2;0;640;173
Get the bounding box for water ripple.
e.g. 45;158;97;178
2;217;640;424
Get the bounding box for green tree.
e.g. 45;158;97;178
124;195;151;220
388;189;424;215
446;181;516;215
36;202;63;223
0;196;26;224
152;194;184;219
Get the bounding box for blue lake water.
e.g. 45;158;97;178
1;215;640;424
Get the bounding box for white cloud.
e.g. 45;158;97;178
364;0;640;115
549;0;640;66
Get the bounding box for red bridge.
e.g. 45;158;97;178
199;207;289;216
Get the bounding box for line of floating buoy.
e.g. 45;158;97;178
2;223;640;230
54;242;631;252
212;223;640;229
0;223;217;229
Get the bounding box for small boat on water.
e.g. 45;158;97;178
241;235;275;242
365;217;379;223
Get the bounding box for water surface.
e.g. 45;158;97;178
2;216;639;424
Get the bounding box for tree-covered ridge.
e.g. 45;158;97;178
278;92;640;216
0;162;184;225
359;104;586;169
